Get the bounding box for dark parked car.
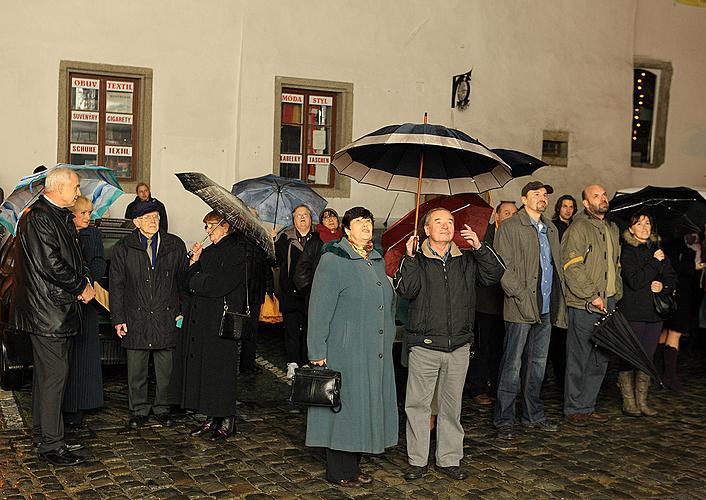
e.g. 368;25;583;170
0;218;134;389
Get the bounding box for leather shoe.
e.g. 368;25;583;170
404;465;428;480
128;415;149;429
357;473;373;484
154;413;174;427
588;411;610;423
472;394;493;406
565;413;589;427
39;445;86;466
190;417;221;438
328;478;362;488
437;465;469;480
34;441;84;454
496;425;515;440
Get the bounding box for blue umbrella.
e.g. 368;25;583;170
0;163;124;236
232;174;327;228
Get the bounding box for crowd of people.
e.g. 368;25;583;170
8;167;705;486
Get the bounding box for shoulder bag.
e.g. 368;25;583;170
289;364;342;413
218;261;254;341
653;290;676;319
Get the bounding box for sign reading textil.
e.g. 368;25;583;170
107;81;134;92
105;146;133;157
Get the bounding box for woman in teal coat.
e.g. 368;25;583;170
306;206;398;488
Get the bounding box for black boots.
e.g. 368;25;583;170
662;346;684;392
190;417;221;437
210;416;235;441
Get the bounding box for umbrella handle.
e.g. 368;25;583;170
412;112;428;247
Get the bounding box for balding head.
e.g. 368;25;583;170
581;184;609;219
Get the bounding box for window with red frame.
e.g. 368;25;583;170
68;73;139;180
279;88;337;186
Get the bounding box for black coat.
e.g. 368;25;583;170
109;229;187;349
275;228;319;313
619;232;677;323
124;196;169;232
11;196;89;337
475;223;504;316
64;226;106;411
179;233;247;416
395;239;504;352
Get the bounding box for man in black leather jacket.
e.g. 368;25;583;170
11;167;95;466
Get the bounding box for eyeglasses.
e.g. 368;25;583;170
138;214;160;221
204;219;225;231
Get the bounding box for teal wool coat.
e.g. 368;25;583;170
305;238;398;453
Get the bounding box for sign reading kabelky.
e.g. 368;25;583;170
70;144;98;154
280;154;302;164
71;111;99;122
105;146;133;157
72;77;100;89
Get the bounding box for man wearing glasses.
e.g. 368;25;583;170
110;202;187;429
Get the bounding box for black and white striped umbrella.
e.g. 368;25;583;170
331;123;512;195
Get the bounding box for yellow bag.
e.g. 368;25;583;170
259;293;283;324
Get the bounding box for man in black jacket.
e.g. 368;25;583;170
124;182;169;232
11;167;95;465
110;202;186;429
395;208;504;481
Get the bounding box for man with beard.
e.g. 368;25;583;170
561;184;622;427
493;182;567;439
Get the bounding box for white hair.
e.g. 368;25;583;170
44;167;76;193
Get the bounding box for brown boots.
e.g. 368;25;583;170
618;371;658;417
617;371;641;417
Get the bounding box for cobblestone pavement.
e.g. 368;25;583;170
1;325;705;499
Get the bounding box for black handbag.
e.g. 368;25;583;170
218;262;254;341
653;290;676;319
289;364;342;413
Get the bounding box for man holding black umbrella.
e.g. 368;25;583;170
561;184;622;427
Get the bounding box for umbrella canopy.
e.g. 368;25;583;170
0;163;124;236
381;194;493;277
176;172;275;261
591;309;662;384
331;122;512;196
607;186;706;241
491;148;547;178
232;174;328;228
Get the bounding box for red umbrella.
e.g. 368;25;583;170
382;193;493;276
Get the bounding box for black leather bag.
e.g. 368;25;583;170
289;365;342;413
218;261;254;341
653;290;677;319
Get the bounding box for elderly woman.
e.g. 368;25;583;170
306;207;398;488
179;211;248;441
618;212;676;416
62;196;106;428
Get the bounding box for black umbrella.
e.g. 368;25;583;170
591;309;662;384
607;186;706;241
175;172;275;261
491;148;547;178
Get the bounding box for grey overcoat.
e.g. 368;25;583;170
305;238;398;453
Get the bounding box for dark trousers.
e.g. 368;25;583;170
126;349;173;416
30;334;71;453
326;448;361;482
467;312;504;396
619;321;663;372
284;311;307;365
564;298;615;416
548;326;567;388
240;312;259;367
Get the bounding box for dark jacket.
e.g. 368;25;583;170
475;223;504;316
618;230;677;323
11;196;90;337
494;209;568;328
293;236;325;296
179;233;248;416
125;196;169;232
109;229;187;349
275;227;319;313
552;218;571;241
394;239;504;352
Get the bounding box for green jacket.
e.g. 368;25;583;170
561;210;623;309
493;209;567;328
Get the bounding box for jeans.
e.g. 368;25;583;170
564;298;616;416
494;314;551;427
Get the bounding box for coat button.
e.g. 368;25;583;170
379;329;383;334
376;281;382;286
378;305;384;310
367;261;372;266
378;353;383;358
